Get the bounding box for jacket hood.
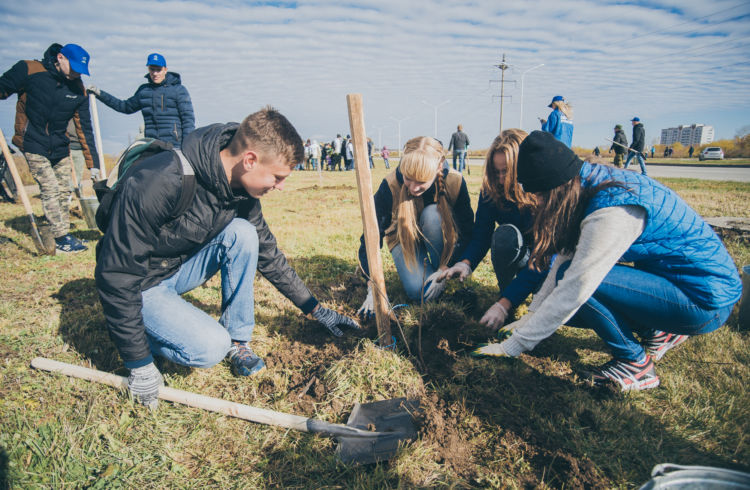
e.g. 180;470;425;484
181;123;239;203
143;71;182;86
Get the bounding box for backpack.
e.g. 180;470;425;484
93;138;196;233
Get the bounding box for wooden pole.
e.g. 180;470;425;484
346;94;392;343
89;94;107;179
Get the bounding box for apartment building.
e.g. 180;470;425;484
660;124;714;146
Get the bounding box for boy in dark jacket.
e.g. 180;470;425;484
88;53;194;148
624;117;647;175
0;43;100;253
95;107;360;409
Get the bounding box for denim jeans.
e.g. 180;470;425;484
562;263;733;361
623;151;647;175
390;204;443;300
452;149;467;173
141;219;259;367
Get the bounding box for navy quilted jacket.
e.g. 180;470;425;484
582;162;742;308
97;71;195;148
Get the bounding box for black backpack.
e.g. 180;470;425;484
93;138;196;233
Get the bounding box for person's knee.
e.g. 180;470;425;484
491;224;524;263
189;330;231;368
419;204;442;231
223;218;258;252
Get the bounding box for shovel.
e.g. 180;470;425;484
31;357;418;465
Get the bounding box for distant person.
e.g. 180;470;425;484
448;124;470;173
345;136;354;170
664;146;669;158
357;136;473;313
302;139;311;171
310;139;321;170
688;146;695;158
473;131;742;392
88;53;195;148
668;147;674;157
593;146;600;157
381;145;390;169
624;117;647;175
0;42;99;253
650;146;655;158
609;124;628;168
540;95;574;147
367;137;375;169
332;134;343;171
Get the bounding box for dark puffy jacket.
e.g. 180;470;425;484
95;123;318;366
630;122;645;153
0;43;99;167
610;129;628;155
97;71;195;148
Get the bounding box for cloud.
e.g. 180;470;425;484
1;0;748;154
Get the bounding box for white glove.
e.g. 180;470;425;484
471;342;510;358
422;270;446;302
87;85;100;96
439;261;472;282
357;283;375;318
90;167;100;182
480;301;509;331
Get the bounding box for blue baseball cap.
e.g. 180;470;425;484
146;53;166;67
548;95;564;108
59;44;90;76
631;117;640;122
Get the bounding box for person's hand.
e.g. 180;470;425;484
439;261;472;282
422;270;446;302
313;306;361;337
471;342;510;358
356;283;375;318
90;167;100;182
127;362;163;410
539;118;546;125
479;301;509;331
86;85;100;96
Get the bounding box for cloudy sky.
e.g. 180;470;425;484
1;0;749;155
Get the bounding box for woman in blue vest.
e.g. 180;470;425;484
540;95;574;147
88;53;194;148
474;131;742;392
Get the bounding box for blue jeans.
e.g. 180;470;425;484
562;263;733;361
141;219;259;367
390;204;443;300
452;149;467;173
623;151;647;175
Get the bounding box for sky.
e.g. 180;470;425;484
1;0;749;155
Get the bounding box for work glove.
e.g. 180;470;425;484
86;85;100;96
89;167;100;182
479;301;509;331
439;261;472;282
313;306;361;337
127;362;163;410
356;283;375;318
422;270;446;302
471;342;510;358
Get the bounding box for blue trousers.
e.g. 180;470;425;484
624;151;647;175
452;149;467;173
141;219;259;367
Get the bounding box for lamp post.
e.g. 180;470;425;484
519;63;544;130
373;125;387;148
389;116;410;158
421;99;450;139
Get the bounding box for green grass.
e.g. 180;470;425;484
1;168;748;488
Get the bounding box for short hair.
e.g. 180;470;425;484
457;124;463;131
227;106;304;168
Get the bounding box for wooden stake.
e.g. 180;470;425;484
89;94;107;179
346;94;392;343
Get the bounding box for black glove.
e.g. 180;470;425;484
128;362;163;410
312;306;361;337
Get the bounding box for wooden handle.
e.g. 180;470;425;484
30;357;384;438
89;95;107;179
346;94;392;343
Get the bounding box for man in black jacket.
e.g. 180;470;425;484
623;117;647;175
0;43;100;253
95;107;360;409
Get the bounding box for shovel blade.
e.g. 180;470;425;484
337;397;419;465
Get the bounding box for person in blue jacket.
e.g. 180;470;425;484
474;131;742;392
540;95;573;147
88;53;195;148
439;129;546;329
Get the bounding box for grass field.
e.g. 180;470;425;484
1;164;748;488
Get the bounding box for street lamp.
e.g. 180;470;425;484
421;99;450;139
389;115;410;158
519;63;544;130
372;125;387;148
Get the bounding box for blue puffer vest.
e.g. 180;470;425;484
581;162;742;309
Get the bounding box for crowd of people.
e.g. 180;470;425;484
0;43;743;407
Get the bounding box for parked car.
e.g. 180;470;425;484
699;147;724;161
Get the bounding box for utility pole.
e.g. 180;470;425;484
519;63;544;130
493;54;511;133
421;99;450;139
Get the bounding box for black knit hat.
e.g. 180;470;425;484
517;131;583;193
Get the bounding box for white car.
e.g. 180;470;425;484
699;147;724;161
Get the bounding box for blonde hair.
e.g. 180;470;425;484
551;100;573;120
480;129;537;210
396;136;457;271
226;106;304;168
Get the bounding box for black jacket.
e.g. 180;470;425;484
95;123;318;365
630;123;645;153
0;43;99;166
610;129;628;155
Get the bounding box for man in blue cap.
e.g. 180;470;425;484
88;53;195;148
624;117;647;176
0;43;100;253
